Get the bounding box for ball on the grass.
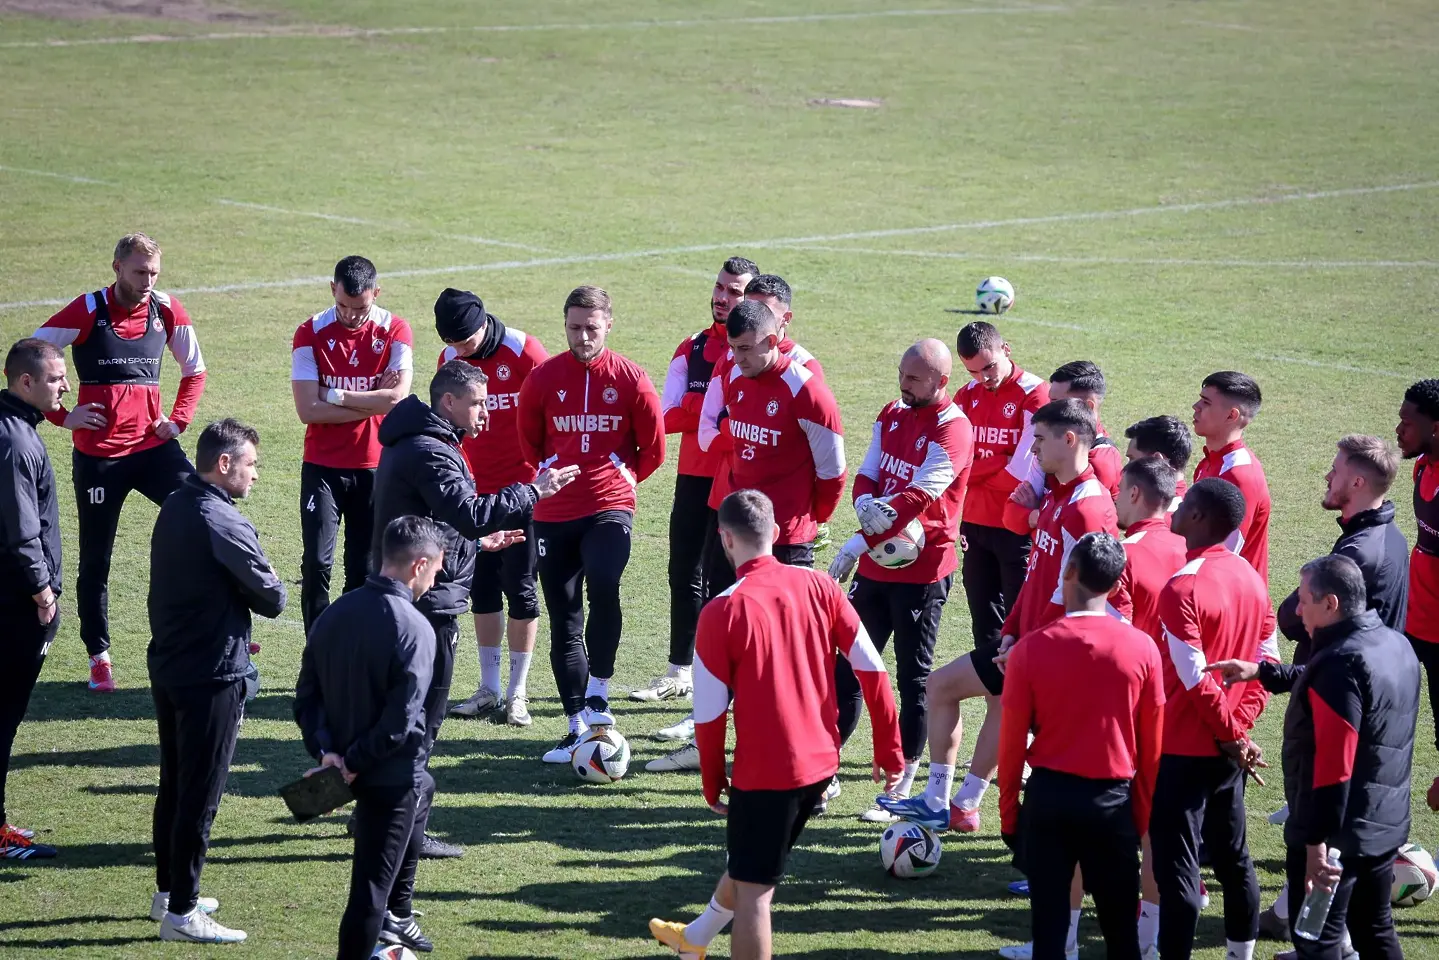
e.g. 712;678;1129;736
879;821;942;878
976;276;1015;314
374;946;419;960
867;517;925;570
572;727;631;783
1392;843;1437;906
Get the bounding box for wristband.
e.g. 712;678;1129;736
325;387;343;405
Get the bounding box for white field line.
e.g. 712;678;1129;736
215;199;550;252
1181;20;1265;33
0;164;117;186
791;245;1439;269
1251;354;1414;380
4;179;1435;311
0;6;1068;50
990;315;1090;331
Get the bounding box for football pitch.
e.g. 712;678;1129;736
2;0;1438;956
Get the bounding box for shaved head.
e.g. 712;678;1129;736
899;338;952;407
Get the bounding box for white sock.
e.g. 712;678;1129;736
586;675;610;702
567;714;586;735
954;772;990;812
1270;883;1289;920
480;646;502;694
923;763;954;811
386;909;411;922
166;909;196;925
507;651;532;700
666;663;693;683
1226;940;1256;960
683;897;734;947
1137;901;1159;950
91;651;110;664
1067;909;1082;953
895;759;920;797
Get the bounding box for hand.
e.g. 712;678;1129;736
828;534;866;583
478;529;526;552
1306;842;1342;893
378;368;403;390
993;634;1018;674
1009;483;1041;511
306;752;353;784
873;762;904;794
63;402;107;431
1207;659;1260;685
856;495;899;536
533;465;580;499
152;418;181;441
709;786;729;816
1428;776;1439;813
36;598;57;625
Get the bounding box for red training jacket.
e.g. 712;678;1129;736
1193;439;1272;584
956;365;1049;529
660;322;728;478
439;327;549;494
1121;517;1190;644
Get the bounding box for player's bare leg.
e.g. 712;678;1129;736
730;878;775;960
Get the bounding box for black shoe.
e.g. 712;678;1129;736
379;913;434;953
419;833;464;859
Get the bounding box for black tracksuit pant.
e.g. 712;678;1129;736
667;474;714;667
959;520;1031;650
73;439;193;656
836;574;949;761
299;463;375;633
1021;768;1141;960
535;511;633;717
1150;754;1260;960
0;596;59;826
338;772;433;960
1408;634;1439;752
151;677;245;914
1283;845;1402;960
414;612;458;837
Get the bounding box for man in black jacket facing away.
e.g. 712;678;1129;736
371;360;576;857
0;338;69;861
296;515;443;959
148;418;287;944
1277;435;1409;662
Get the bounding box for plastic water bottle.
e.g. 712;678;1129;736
1294;850;1343;941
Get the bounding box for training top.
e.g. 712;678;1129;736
1002;431;1124;535
516;348;665;523
1121;517;1190;643
438;327;549;494
851;394;974;584
1410;455;1439;644
35;286;207;459
956;366;1049;529
1157;544;1280;757
1001;467;1131;640
712;356;845;546
699;338;824;511
1193;440;1272;584
660;321;728;478
693;555;904;805
999;612;1166;836
291;307;414;470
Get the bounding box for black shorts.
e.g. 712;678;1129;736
726;778;829;886
968;644;1005;697
471;519;539;620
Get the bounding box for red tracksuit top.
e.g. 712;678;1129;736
699;338;824;511
1002;467;1132;640
851;394;974;584
1157;544;1280;756
516;348;665;523
957;365;1049;529
36;285;207;458
999;612;1166;836
660;322;728;478
1121;517;1190;643
1002;423;1124;534
716;356;846;546
1408;455;1439;643
439;327;549;494
693;554;904;806
1193;439;1272;584
291;306;414;470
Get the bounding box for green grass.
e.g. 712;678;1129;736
2;0;1438;956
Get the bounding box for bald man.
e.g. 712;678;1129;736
829;340;976;819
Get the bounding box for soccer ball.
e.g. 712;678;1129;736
976;276;1015;314
880;821;941;878
373;946;419;960
867;518;925;569
572;727;631;783
1392;843;1438;906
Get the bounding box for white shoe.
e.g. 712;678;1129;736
582;695;615;729
150;892;219;922
450;686;501;718
505;695;532;727
860;791;905;823
998;943;1076;960
1268;802;1290;825
1140;946;1158;960
645;741;700;772
654;715;695;741
824;776;842;802
542;730;586;764
159;909;247;943
630;674;693;702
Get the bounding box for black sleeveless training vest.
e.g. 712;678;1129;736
71;290;167;386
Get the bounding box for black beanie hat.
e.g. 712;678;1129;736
434;288;487;342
